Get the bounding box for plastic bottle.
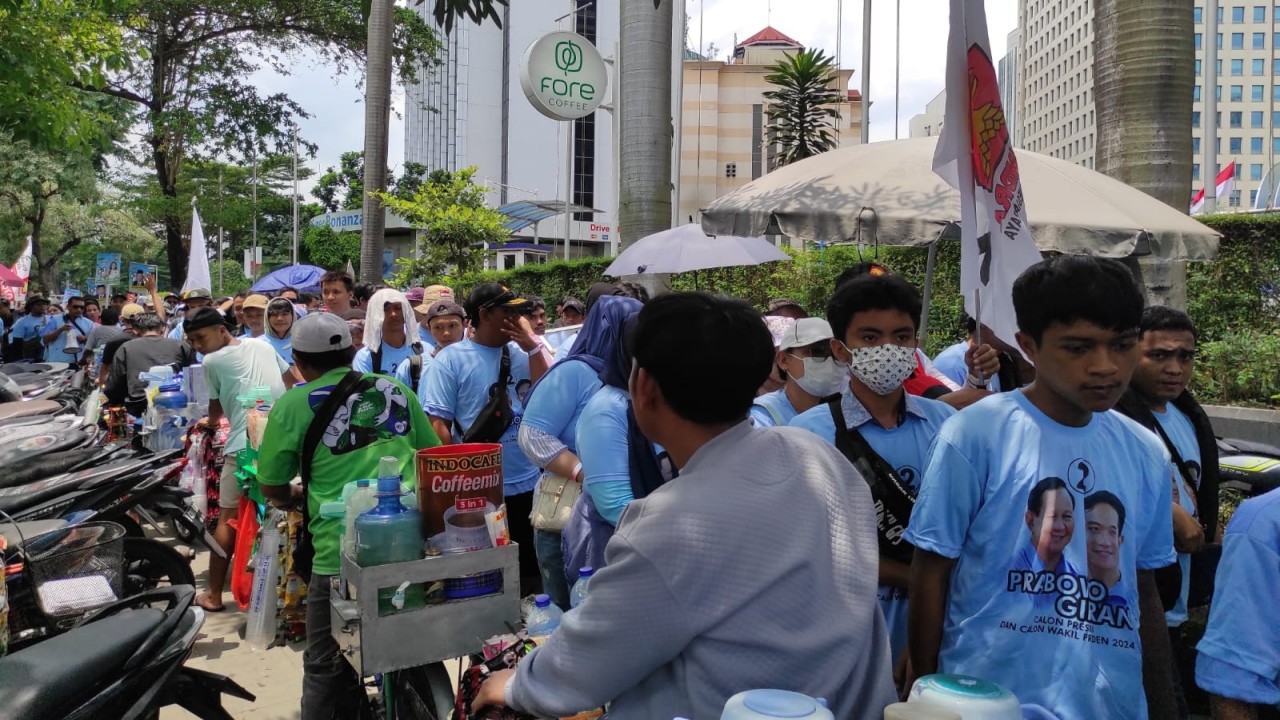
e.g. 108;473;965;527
355;458;424;614
154;381;189;451
246;510;285;651
342;479;377;558
569;566;594;609
525;594;563;639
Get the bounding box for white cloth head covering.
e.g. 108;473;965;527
364;288;417;352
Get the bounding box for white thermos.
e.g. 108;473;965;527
720;689;835;720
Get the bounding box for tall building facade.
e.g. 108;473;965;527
999;28;1022;146
1016;0;1280;209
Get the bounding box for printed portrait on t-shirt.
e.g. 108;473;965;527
515;379;532;406
1011;477;1079;578
1085;491;1129;608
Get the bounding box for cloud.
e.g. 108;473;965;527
687;0;1019;139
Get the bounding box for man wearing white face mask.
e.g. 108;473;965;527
790;272;956;667
750;318;845;427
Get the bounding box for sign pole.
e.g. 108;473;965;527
564;125;573;261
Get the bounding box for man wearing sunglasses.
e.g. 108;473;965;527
1114;306;1220;720
43;296;94;363
750;318;844;427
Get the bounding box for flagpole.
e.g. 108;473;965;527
894;0;901;140
860;0;871;144
292;129;300;266
1204;0;1220;213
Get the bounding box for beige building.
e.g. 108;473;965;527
910;90;947;138
679;26;864;225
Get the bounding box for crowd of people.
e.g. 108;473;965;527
1;258;1276;720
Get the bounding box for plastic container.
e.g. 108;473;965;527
153;381;190;451
907;675;1022;720
721;690;834;720
246;510;285;651
525;594;563;639
355;462;425;614
884;703;963;719
342;479;377;558
186;364;210;407
569;566;594;609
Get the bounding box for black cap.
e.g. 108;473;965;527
183;307;228;334
465;283;528;320
586;282;624;312
561;297;586;315
425;300;466;321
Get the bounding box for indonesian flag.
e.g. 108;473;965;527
933;0;1042;350
1190;187;1206;215
1;237;33;304
1215;161;1236;204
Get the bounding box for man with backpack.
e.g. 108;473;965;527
256;313;439;720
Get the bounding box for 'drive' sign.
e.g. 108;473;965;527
519;31;608;121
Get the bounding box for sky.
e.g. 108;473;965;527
257;0;1018;201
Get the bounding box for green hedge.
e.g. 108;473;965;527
450;214;1280;405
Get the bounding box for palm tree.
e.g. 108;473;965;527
618;0;674;254
360;0;395;284
763;49;843;169
1093;0;1195;309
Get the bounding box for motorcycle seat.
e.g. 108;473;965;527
0;400;62;419
0;607;164;719
0;519;69;553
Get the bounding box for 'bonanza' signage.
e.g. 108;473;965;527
519;31;608;121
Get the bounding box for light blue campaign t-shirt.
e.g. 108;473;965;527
790;389;955;659
353;339;418;376
750;389;800;428
575;385;634;525
1196;488;1280;706
262;332;292;364
1154;404;1201;628
42;314;94;362
523;359;601;454
905;391;1175;720
396;352;434;400
420;339;540;495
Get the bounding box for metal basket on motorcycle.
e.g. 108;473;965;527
22;521;126;624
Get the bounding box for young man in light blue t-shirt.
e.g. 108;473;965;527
789;274;954;661
906;256;1178;720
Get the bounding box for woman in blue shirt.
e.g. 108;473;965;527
518;295;641;607
263;296;295;363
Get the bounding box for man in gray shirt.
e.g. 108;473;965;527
105;311;196;416
476;293;896;720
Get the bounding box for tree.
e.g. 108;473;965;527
313;152;427;212
763;49;842;169
360;0;397;285
619;0;674;292
1093;0;1195;310
301;223;361;270
377;167;510;284
0;135;99;292
75;0;442;290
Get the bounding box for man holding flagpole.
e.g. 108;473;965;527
905;1;1179;719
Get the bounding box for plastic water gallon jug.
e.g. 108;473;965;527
355;460;425;614
153;381;189;450
907;675;1022;720
342;479;376;558
721;690;835;720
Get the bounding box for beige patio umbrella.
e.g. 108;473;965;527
700;137;1219;261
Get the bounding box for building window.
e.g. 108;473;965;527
1195;6;1204;22
1274;31;1280;46
1233;33;1245;49
1194;85;1201;101
1230;189;1242;207
1255;85;1266;101
1231;85;1243;101
1232;111;1244;128
1251;189;1259;207
1193;164;1201;181
1231;137;1243;153
1273;137;1280;154
751;104;764;179
1273;58;1280;74
1220;6;1226;21
1252;110;1265;127
570;1;598;221
1192;111;1201;128
1254;32;1267;49
1253;137;1265;153
725;163;737;178
1252;163;1264;180
1233;5;1245;22
1254;58;1266;75
1256;5;1267;22
1194;33;1202;50
1193;137;1201;153
1273;111;1280;125
1233;59;1244;75
1273;84;1280;101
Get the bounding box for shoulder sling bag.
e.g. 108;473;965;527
828;396;917;564
372;341;424;379
460;344;513;444
294;370;371;582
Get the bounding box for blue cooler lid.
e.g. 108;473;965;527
741;689;821;717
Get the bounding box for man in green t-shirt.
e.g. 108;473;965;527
257;312;439;720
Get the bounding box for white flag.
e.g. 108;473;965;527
183;202;213;294
933;0;1043;350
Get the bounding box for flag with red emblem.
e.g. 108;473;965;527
933;0;1042;351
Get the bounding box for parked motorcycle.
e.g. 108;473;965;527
1217;436;1280;498
0;585;255;719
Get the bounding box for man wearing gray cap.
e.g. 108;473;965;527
256;312;440;719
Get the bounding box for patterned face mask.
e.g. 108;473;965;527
844;343;917;396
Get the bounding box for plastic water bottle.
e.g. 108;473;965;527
569;566;594;609
355;458;424;614
246;510;285;651
342;479;377;558
154;381;189;450
525;594;563;639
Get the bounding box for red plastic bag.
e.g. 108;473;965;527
230;496;261;610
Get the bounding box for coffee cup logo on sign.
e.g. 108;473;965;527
417;444;505;555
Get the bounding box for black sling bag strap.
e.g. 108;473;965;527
1149;420;1200;516
828;396;917;564
460;344;513;444
294;370;369;582
371;341;424;378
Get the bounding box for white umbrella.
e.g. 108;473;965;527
701;137;1218;260
604;224;790;276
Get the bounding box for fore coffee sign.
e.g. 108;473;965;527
520;31;608;121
